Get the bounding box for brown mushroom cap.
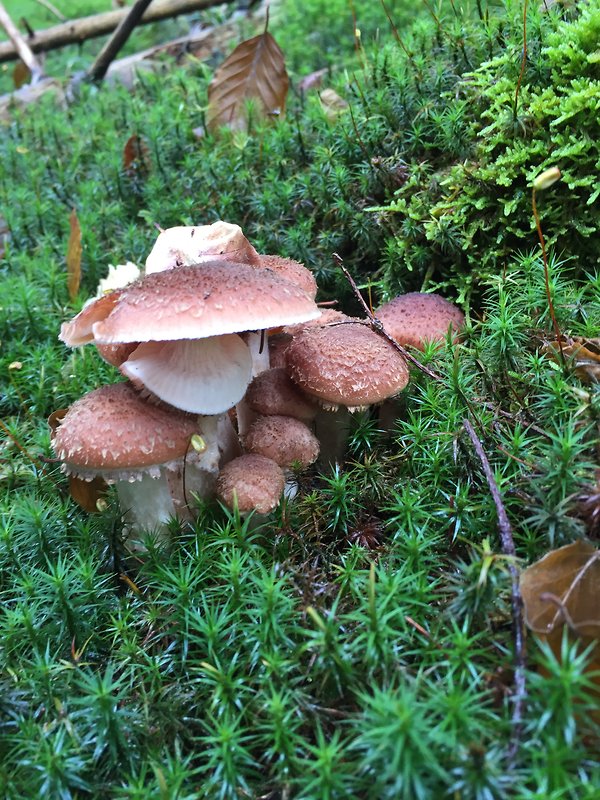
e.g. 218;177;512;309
286;322;410;409
216;454;285;514
245;367;317;421
60;290;124;347
91;261;320;345
243;415;320;468
259;255;317;299
52;383;198;481
375;292;464;350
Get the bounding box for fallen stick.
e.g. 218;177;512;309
0;1;45;82
87;0;154;82
463;418;527;766
0;0;232;63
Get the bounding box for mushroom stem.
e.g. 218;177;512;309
314;406;352;468
119;413;241;550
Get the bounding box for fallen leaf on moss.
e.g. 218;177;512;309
123;134;151;179
545;337;600;383
13;61;30;89
319;88;349;121
207;31;288;134
521;539;600;688
68;475;109;512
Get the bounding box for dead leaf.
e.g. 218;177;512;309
521;540;600;637
12;61;31;89
66;209;82;301
319;88;349;121
68;475;109;512
207;31;289;134
545;337;600;383
521;540;600;717
123;134;151;179
298;68;328;94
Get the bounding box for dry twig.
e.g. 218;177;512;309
333;253;444;381
463;418;526;764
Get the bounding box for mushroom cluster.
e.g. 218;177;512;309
53;220;464;543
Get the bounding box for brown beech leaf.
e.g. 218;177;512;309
206;31;289;134
13;61;31;89
68;475;109;512
123;134;151;179
66;209;82;301
521;540;600;637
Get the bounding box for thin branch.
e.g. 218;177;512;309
33;0;66;22
0;1;44;83
333;253;444;381
463;418;526;764
87;0;154;83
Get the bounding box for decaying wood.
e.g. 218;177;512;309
0;0;231;64
0;1;45;82
87;0;154;82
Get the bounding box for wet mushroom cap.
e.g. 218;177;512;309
51;383;198;481
283;308;354;336
216;454;285;514
60;290;124;347
245;367;317;421
92;261;320;344
286;322;410;408
375;292;464;350
243;415;320;468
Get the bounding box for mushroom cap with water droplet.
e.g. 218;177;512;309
51;383;198;482
92;261;320;344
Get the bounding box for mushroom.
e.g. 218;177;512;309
285;321;410;465
243;414;320;499
145;221;261;273
245;367;318;422
216;453;285;516
60;261;320;417
258;254;317;299
375;292;464;350
51;383;233;547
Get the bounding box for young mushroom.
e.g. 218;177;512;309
285;321;410;465
51;383;232;547
243;414;320;499
216;454;286;516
